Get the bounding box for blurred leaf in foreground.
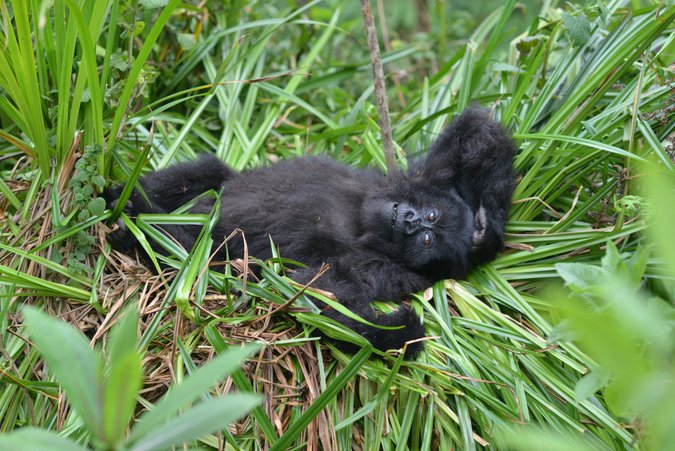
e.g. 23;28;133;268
8;307;261;450
502;165;675;449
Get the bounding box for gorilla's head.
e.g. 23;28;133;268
361;184;474;278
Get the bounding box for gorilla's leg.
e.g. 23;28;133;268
104;153;235;214
103;154;232;261
137;153;236;211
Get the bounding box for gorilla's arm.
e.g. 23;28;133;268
292;255;430;357
419;108;516;265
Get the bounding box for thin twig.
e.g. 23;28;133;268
360;0;396;173
376;0;406;106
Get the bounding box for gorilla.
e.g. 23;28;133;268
104;108;516;357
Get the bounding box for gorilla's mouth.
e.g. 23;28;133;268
391;203;399;229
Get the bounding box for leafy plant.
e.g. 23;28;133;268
0;0;673;449
499;169;675;449
0;307;260;451
65;144;107;273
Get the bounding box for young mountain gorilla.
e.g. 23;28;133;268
104;108;516;357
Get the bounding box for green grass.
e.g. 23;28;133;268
0;0;673;449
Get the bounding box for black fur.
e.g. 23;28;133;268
104;108;516;357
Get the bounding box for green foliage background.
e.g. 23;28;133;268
0;0;673;449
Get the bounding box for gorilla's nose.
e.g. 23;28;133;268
401;207;422;234
404;210;420;224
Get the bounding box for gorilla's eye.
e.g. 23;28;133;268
427;210;436;222
423;232;432;246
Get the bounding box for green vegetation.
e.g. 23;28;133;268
0;0;673;449
0;307;260;450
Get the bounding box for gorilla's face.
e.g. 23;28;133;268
362;188;474;274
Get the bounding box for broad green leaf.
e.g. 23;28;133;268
573;371;608;404
600;241;623;273
0;428;86;451
562;13;591;47
642;167;675;278
176;32;196;50
604;376;634;418
492;62;523;73
87;197;106;215
107;308;140;363
22;307;104;439
129;394;260;451
556;291;649;384
103;352;143;445
129;343;260;441
140;0;169;8
554;263;606;293
103;308;143;446
600;242;649;290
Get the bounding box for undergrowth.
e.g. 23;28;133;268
0;0;673;450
